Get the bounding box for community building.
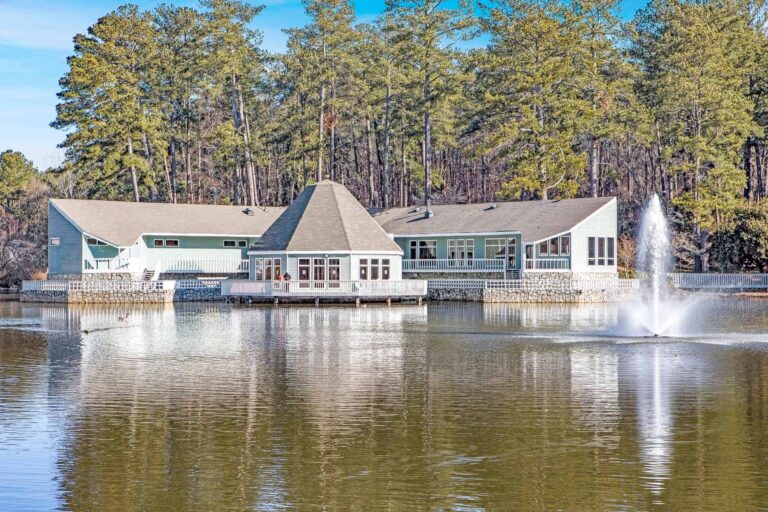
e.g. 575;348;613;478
45;180;618;289
47;198;282;280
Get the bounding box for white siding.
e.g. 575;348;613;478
570;199;618;274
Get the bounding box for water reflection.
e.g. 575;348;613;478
1;301;768;510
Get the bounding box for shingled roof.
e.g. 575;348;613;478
50;198;285;247
251;180;402;253
371;197;615;243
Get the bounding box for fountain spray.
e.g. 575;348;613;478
637;195;672;335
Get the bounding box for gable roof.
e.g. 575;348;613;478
251;180;402;253
371;196;615;243
50;198;285;247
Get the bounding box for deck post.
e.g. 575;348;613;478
356;297;360;307
417;296;422;305
315;298;320;307
274;297;278;306
387;297;391;306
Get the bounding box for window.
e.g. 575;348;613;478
165;239;179;247
587;236;615;266
360;258;368;280
382;259;390;280
313;258;325;281
223;240;236;248
549;238;559;255
507;238;517;269
409;240;437;259
560;235;571;256
87;237;107;246
238;240;247;248
485;238;506;260
598;238;606;265
328;258;340;281
49;237;60;246
371;259;380;280
253;258;264;280
607;237;615;266
153;239;164;247
448;239;474;260
298;258;311;281
539;240;549;256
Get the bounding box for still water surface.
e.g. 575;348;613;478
2;299;768;511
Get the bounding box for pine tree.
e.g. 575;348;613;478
52;5;162;201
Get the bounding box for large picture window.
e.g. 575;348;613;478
409;240;437;259
486;238;506;260
252;258;281;281
587;237;615;266
360;258;390;280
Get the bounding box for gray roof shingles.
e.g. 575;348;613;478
50;198;284;247
371;196;615;243
251;180;402;253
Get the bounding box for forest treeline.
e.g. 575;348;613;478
5;0;768;282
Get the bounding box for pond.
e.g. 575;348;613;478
1;298;768;511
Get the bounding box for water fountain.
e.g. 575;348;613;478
636;195;673;336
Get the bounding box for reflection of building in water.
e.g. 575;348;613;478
482;303;621;333
48;304;426;511
569;348;620;445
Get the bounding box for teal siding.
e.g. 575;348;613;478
394;234;522;269
48;204;83;274
144;235;255;270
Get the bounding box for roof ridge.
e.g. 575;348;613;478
331;184;353;251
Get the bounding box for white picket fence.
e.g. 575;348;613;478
427;278;639;291
670;273;768;289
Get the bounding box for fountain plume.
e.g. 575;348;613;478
636;195;673;335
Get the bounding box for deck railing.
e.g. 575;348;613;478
159;258;249;274
83;257;137;272
670;273;768;289
221;280;427;297
524;257;571;270
403;258;506;272
427;278;638;292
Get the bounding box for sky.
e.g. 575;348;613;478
0;0;646;170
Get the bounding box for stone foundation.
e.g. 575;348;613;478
481;287;632;304
427;288;483;301
21;288;174;304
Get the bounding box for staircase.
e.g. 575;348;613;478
142;269;156;281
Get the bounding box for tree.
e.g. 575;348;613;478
0;151;36;205
386;0;470;213
472;0;590;201
630;0;761;270
52;5;162;202
710;206;768;271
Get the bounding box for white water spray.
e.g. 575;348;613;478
636;195;673;336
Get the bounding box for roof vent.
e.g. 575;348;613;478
244;207;255;216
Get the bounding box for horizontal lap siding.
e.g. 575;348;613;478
570;200;618;273
395;234;522;269
48;205;83;275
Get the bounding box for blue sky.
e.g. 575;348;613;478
0;0;646;170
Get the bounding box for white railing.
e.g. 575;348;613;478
83;257;138;272
221;280;427;298
524;257;571;270
427;278;639;292
403;258;506;272
427;279;486;289
23;280;168;292
175;279;222;290
159;258;249;274
670;273;768;289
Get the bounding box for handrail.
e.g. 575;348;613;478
670;273;768;289
221;280;427;297
160;258;249;274
403;258;505;272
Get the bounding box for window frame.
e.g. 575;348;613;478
153;239;165;248
49;237;60;247
588;237;596;266
164;239;180;248
223;240;237;248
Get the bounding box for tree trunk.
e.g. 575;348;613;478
424;73;432;215
381;72;392;209
170;137;178;204
127;137;140;202
318;84;325;182
589;137;599;198
365;119;376;207
142;133;158;201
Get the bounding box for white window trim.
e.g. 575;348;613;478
49;237;60;246
223;240;237;248
164;239;180;248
